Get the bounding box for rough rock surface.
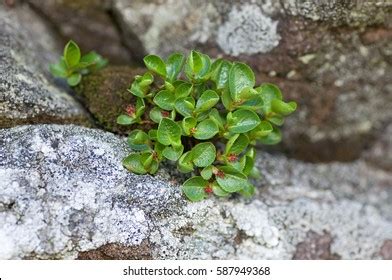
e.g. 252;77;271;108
75;66;144;134
112;0;392;162
1;125;391;260
0;4;90;128
26;0;134;64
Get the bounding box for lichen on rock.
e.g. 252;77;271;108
0;125;390;259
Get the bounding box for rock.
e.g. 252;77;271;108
27;0;134;64
112;0;392;161
0;4;91;128
362;123;392;171
75;66;143;134
1;124;391;259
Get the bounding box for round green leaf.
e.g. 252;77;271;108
212;181;230;197
157;118;182;146
117;114;135;125
175;82;193;99
239;183;255;198
67;73;82;86
228;62;255;101
271;100;297;116
143;54;166;77
193;119;219;140
259;127;282;145
64;40;81;67
182;117;197;135
177;151;194;173
195;90;219;112
127;130;150;151
162;145;184;161
249;121;273;139
154;90;175;110
191;142;216;167
182;176;208;202
49;59;67;78
225;134;249;155
200;165;213;180
258;83;282;114
215;166;247;193
210;59;232;90
227;109;261;133
209;108;225;130
174;97;195;117
166;53;185;82
123;153;147;174
129;80;146;98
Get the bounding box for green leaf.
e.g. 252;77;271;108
212;181;230;197
259;127;282;145
67;73;82;86
64;40;81;67
135;97;146;117
271;100;297;116
228;62;255;101
117;114;135;125
267;115;284;126
221;89;233;111
249;121;273;139
182;176;208;202
193;119;219;140
123;153;147;174
154;90;175;110
210;59;232;90
195;90;219;112
191;142;216;167
201;165;213;180
225;134;249;155
237;95;264;110
174;97;195;117
227;109;261;133
138;72;154;87
127;130;150;151
178;151;194;173
239;183;255;198
129;80;146;98
215;166;247;193
148;129;158;141
157;118;182;146
182;116;197;136
258;83;282;114
143;54;166;77
174;82;193;99
209;108;225;130
166;53;185;82
185;51;211;80
49;59;67;78
162;144;184;161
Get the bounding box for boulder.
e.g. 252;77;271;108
0;124;391;259
112;0;392;161
0;4;91;128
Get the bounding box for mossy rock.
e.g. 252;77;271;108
75;66;144;134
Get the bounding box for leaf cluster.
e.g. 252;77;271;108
50;40;107;86
118;51;297;201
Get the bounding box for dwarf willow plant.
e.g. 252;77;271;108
118;51;297;201
50;40;107;86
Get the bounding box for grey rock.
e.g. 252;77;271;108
1;125;391;259
0;4;90;128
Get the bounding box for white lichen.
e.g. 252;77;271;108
217;4;280;56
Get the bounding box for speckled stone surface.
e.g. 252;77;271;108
0;4;90;128
0;125;391;259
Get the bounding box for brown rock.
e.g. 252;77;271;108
379;240;392;260
293;231;341;260
77;241;152;260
